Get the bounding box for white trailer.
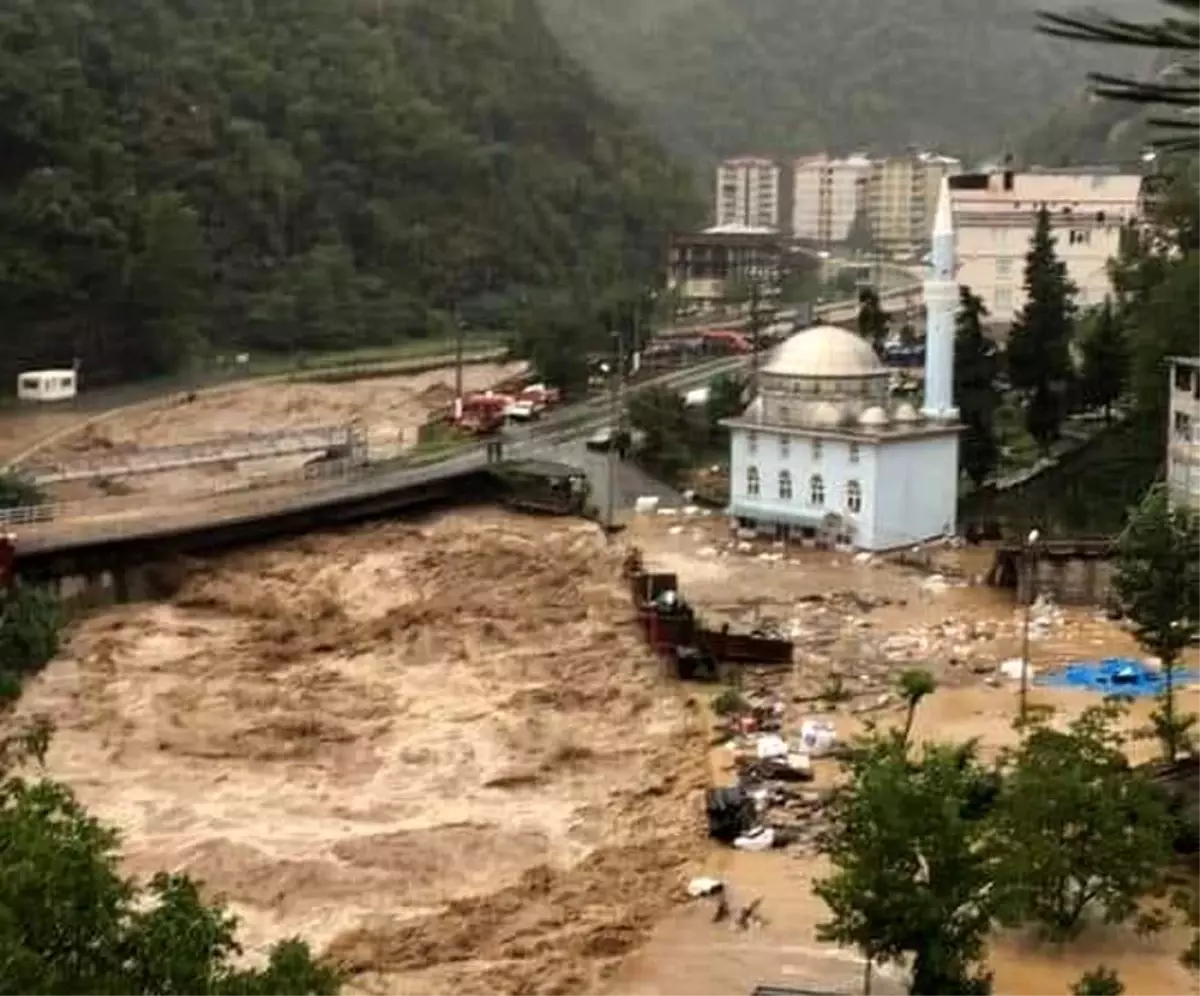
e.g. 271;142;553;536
17;369;77;402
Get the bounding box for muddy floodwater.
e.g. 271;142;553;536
610;514;1199;996
17;511;707;994
12;506;1199;995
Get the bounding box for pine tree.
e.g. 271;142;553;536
857;286;889;353
1006;207;1078;453
954;286;1000;487
1078;298;1129;422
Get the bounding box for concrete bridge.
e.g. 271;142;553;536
988;537;1118;606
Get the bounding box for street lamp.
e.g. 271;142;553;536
1019;528;1040;724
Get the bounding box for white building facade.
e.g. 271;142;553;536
723;182;961;550
791;154;870;245
1168;356;1200;509
950;169;1143;324
715;157;782;230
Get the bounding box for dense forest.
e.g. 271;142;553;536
0;0;699;391
537;0;1150;163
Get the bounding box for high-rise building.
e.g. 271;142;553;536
1168;357;1200;509
864;153;961;255
715;157;782;230
949;168;1144;324
791;154;871;245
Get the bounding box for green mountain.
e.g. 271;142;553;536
0;0;698;390
537;0;1148;163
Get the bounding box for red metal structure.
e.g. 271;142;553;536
623;548;793;667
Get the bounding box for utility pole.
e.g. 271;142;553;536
604;321;625;536
1019;528;1040;724
452;302;464;421
748;279;762;396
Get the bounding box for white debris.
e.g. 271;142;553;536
668;525;684;535
634;495;659;514
799;719;838;757
755;734;789;760
687;876;724;897
999;658;1030;681
853;552;873;565
733;827;776;852
656;506;678;516
921;574;949;593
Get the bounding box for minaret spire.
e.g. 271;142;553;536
920;178;959;420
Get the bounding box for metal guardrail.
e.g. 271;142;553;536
20;423;363;485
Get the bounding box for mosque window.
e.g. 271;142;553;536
779;406;791;426
747;431;758;454
779;434;790;457
747;466;761;497
847;479;863;514
778;470;793;500
809;474;825;506
811;438;823;460
849;443;860;464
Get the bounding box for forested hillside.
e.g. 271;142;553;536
537;0;1148;163
0;0;698;390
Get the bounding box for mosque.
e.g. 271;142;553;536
723;180;962;550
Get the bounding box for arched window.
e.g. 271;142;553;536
849;443;861;464
747;466;761;497
847;479;863;514
779;470;793;500
779;433;790;457
809;474;825;506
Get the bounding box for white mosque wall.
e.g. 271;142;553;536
871;433;959;549
728;425;882;548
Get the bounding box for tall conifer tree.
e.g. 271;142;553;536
1006;207;1078;452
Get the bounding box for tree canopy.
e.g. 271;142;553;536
0;720;340;995
0;0;699;392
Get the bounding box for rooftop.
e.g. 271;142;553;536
763;325;885;379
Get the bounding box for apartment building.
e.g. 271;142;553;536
949;169;1144;324
864;153;961;255
1168;356;1200;509
791;154;871;245
715;157;782;230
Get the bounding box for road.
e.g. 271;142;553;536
9;284;922;547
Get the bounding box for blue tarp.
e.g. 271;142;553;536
1034;657;1200;697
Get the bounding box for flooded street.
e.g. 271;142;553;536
611;512;1199;996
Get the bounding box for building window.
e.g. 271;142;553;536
779;470;793;500
1174;411;1193;441
809;474;825;506
812;438;823;460
995;257;1013;279
748;431;758;454
1174;366;1194;393
849;443;860;464
779;434;790;457
995;287;1013;311
1068;229;1091;246
779;406;791;425
846;479;863;514
747;466;761;497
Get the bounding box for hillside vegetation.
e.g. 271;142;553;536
537;0;1148;163
0;0;698;391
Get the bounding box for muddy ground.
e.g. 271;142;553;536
36;361;524;503
611;512;1199;996
17;510;707;995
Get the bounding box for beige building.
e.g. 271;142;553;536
864;153;961;255
791;154;871;245
715;157;782;230
1168;356;1200;508
949;169;1144;324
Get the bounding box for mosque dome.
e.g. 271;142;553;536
894;402;921;423
859;406;890;428
764;325;885;378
